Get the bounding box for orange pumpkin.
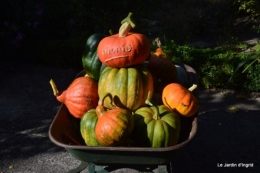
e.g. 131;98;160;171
151;38;171;60
162;83;199;117
49;75;99;119
97;12;150;68
95;94;134;146
147;38;177;93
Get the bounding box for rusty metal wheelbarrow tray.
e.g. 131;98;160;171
48;63;198;172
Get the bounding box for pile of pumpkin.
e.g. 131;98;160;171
49;13;199;148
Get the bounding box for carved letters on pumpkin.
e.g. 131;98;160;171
101;45;132;55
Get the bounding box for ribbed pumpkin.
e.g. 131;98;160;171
80;109;101;146
98;65;154;111
97;12;150;68
49;75;99;119
95;94;134;146
132;92;181;147
162;83;199;117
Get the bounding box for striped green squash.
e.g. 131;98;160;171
98;65;153;111
80;109;101;146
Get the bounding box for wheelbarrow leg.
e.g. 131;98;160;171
67;163;171;173
158;165;168;173
88;163;109;173
67;162;88;173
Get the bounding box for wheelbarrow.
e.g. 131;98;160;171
48;63;199;173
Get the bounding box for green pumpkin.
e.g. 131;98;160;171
132;92;181;147
82;33;104;81
98;65;154;111
80;109;101;146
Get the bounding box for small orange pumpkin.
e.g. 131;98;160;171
97;12;150;68
162;83;199;117
151;38;171;60
49;75;99;119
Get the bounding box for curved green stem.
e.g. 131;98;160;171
49;79;59;96
113;95;132;113
145;91;160;120
119;12;136;37
98;93;113;106
96;93;113;117
109;29;113;36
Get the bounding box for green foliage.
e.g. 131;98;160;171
231;0;260;32
243;63;260;91
153;40;259;92
233;0;260;18
228;44;260;88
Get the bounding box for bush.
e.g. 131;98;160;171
156;40;259;92
244;63;260;91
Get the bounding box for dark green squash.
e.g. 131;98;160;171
80;109;101;146
82;33;104;81
132;92;181;147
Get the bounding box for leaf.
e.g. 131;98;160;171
226;106;239;113
227;54;260;83
241;57;259;73
253;44;260;51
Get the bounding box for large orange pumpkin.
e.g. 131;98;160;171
97;13;150;68
162;83;199;117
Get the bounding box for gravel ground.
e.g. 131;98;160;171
1;59;260;173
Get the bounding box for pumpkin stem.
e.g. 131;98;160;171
109;29;113;36
96;93;113;116
113;95;132;113
98;93;113;106
155;37;162;48
49;79;60;96
119;12;136;37
188;84;197;92
145;91;160;120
